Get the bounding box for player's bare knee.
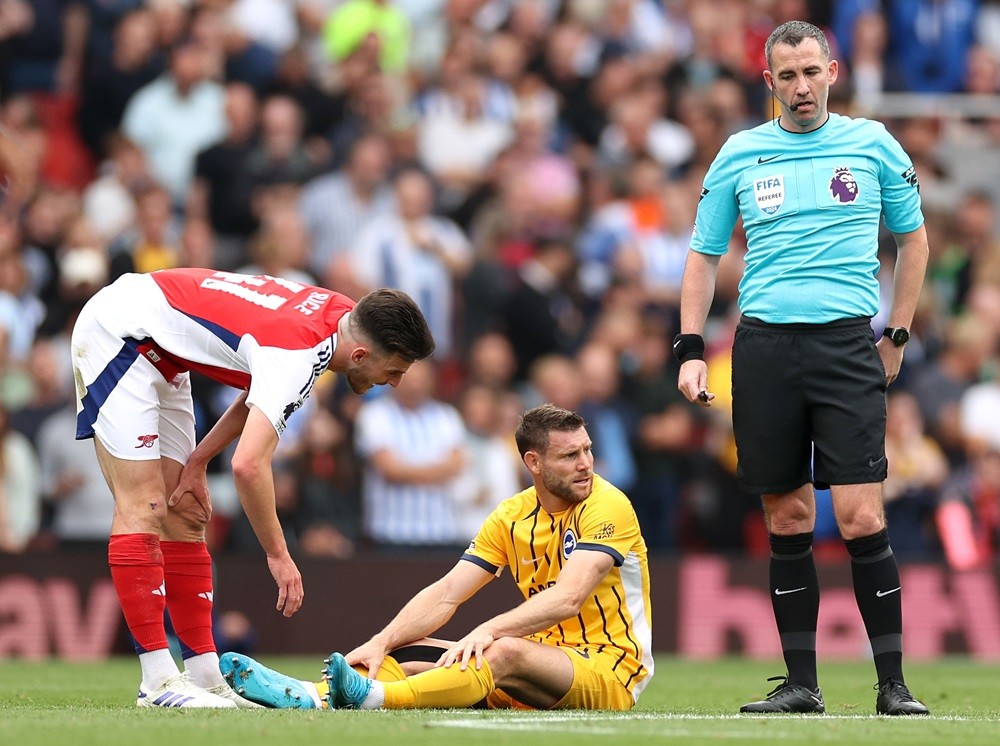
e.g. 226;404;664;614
482;637;526;673
160;506;209;541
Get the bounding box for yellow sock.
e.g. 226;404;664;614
382;660;495;709
315;656;407;708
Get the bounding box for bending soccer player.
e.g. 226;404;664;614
221;404;653;711
72;269;434;708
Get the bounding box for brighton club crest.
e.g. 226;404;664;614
829;166;859;203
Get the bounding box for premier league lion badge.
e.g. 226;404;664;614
829;166;859;203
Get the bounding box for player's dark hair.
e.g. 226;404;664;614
351;288;435;362
515;404;586;458
765;20;831;70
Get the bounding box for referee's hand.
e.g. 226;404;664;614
678;360;715;407
875;337;904;385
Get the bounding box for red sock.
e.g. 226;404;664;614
161;541;216;658
108;533;169;654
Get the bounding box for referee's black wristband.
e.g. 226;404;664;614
672;333;705;363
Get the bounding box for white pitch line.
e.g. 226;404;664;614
430;712;989;728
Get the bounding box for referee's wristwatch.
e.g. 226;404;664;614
882;326;910;347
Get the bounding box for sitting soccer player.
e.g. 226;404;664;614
221;404;653;711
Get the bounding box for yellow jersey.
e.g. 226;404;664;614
462;474;653;701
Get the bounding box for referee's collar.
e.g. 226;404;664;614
776;112;831;135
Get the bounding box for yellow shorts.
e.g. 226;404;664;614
485;647;634;711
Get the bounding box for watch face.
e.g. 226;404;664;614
890;328;909;345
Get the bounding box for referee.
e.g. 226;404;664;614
676;21;929;716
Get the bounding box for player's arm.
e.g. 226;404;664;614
438;550;614;670
232;405;303;617
346;559;495;677
168;390;251;513
878;224;929;383
677;250;722;405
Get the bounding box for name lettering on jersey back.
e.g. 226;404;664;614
294;291;330;316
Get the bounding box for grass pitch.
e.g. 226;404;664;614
1;656;997;745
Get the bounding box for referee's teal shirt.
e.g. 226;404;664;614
691;113;924;324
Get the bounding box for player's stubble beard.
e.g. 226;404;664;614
541;468;593;503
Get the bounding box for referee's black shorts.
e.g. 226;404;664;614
731;315;888;494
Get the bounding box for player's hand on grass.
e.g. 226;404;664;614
267;553;303;617
437;627;495;671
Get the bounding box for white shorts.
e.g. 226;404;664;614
71;279;195;463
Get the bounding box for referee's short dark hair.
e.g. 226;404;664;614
765;20;831;69
352;288;435;362
515;404;586;458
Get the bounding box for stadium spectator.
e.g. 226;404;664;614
36;396;114;550
936;439;1000;571
350;167;472;360
122;38;226;204
109;183;181;276
9;337;72;447
576;341;638;493
463;330;518;392
237;203;316;287
452;382;521;543
241;94;321;211
82;135;152;246
910;314;997;467
624;316;699;551
0;221;45;368
885;0;978;93
501;237;585;382
218;404;653;713
298;132;395;283
354;358;466;548
322;0;411;75
0;402;41;553
883;390;949;558
77;7;162;161
190;81;260;270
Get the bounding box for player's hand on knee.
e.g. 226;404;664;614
166;490;212;526
438;629;494;671
168;468;212;519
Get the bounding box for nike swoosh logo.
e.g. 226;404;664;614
757;154;781;164
521;556;542;566
774;587;807;596
869;455;885;466
876;587;901;598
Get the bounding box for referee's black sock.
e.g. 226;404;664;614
846;528;904;684
769;532;820;691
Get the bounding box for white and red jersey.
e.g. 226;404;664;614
98;269;353;435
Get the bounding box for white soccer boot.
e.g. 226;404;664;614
136;671;238;708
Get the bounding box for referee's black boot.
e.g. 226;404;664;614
876;678;929;716
740;675;825;714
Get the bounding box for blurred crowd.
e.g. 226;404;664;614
1;0;1000;567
